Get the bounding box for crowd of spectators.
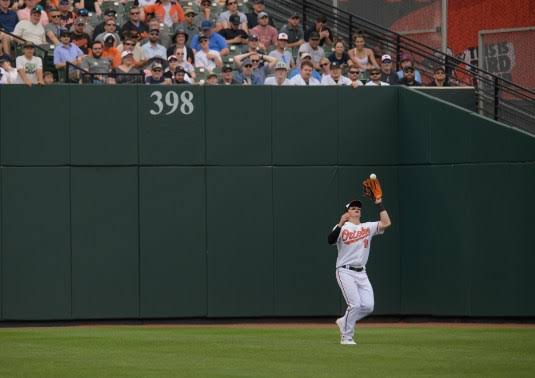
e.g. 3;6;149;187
0;0;452;86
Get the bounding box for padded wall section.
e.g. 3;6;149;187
1;168;70;320
273;167;340;316
70;86;138;165
272;87;338;165
139;167;206;317
206;87;271;165
1;86;69;165
206;167;273;317
398;89;430;164
71;168;139;319
138;86;205;165
338;87;399;165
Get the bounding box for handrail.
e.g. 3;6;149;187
0;27;49;55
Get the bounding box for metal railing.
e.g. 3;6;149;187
65;61;145;84
266;0;535;134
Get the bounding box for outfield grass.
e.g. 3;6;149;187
0;325;534;377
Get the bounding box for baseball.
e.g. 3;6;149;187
370;173;377;180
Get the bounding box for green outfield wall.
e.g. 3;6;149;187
0;86;533;321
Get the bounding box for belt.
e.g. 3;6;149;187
341;265;364;272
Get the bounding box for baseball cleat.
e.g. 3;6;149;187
340;338;357;345
336;317;344;335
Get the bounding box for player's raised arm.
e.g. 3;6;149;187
363;174;391;232
375;198;391;231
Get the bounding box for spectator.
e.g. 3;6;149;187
328;39;351;66
164;54;192;83
73;0;101;15
246;0;274;29
15;41;43;85
194;34;222;71
173;66;189;84
191;20;228;56
304;15;333;47
174;7;199;45
319;57;330;79
264;61;290;86
245;34;263;54
147;18;172;48
348;32;378;71
347;66;364;88
193;0;217;30
112;51;143;84
53;30;83;69
218;14;248;47
297;31;324;70
117;33;146;67
58;0;75;30
0;0;18;56
92;8;119;40
365;66;389;86
321;61;351;85
145;62;171;84
250;12;277;51
95;17;121;45
43;70;55;84
219;64;238;85
143;0;185;28
379;54;399;85
429;66;450;86
80;41;112;83
121;6;148;39
17;1;49;26
288;52;321;81
44;7;62;45
142;28;167;60
71;8;94;36
174;48;195;80
0;56;18;83
205;71;218;85
13;6;46;46
268;33;294;68
234;50;276;83
167;28;194;63
289;60;320;86
71;18;91;54
216;0;247;32
279;13;304;50
234;58;261;85
101;33;121;67
396;52;422;83
399;66;421;86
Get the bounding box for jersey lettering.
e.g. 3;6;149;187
341;227;370;245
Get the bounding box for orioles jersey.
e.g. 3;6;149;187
334;221;383;268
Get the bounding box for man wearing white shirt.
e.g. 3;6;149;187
321;61;352;85
13;7;47;46
194;35;222;71
142;28;167;60
289;60;320;86
365;67;390;86
264;61;290;86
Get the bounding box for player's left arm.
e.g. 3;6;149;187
375;198;391;232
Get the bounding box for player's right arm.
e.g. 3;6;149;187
328;212;350;245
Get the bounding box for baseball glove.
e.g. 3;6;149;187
362;177;383;201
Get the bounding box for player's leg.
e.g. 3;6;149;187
354;273;374;322
335;268;360;340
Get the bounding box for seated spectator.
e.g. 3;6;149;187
165;54;193;83
288;52;321;81
269;33;294;68
43;70;55;85
348;32;378;71
174;7;199;46
174;49;195;80
117;33;146;67
205;71;218;85
328;39;351;66
396;52;422;83
16;1;49;25
58;0;75;30
146;18;172;48
191;20;229;56
0;56;18;83
289;60;320;86
216;0;247;32
45;7;62;45
193;0;218;30
219;64;239;85
173;66;189;84
0;0;17;56
122;6;148;39
399;66;421;86
13;7;46;46
100;33;121;67
218;14;248;47
145;62;172;84
53;30;84;69
246;0;274;29
321;61;351;85
234;50;276;84
70;9;94;36
95;17;121;45
379;54;399;85
347;66;364;88
365;66;389;86
73;0;101;14
429;66;450;86
279;13;304;50
297;31;324;70
245;34;263;54
92;8;120;41
167;28;194;63
319;57;330;79
194;35;222;71
142;28;167;60
234;58;261;85
304;15;333;47
81;41;112;83
112;51;143;84
71;18;92;54
264;61;290;86
143;0;185;28
250;12;277;51
15;41;43;85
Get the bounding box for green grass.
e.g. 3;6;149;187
0;325;534;377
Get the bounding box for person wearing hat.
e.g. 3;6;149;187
111;50;143;84
53;30;84;70
288;60;320;86
304;14;333;47
174;7;199;44
429;66;450;87
92;8;120;40
216;0;248;32
396;52;421;83
280;13;304;49
15;41;44;85
205;71;218;85
44;7;63;45
121;6;149;38
246;0;274;29
145;62;171;84
194;35;223;71
144;0;185;28
297;31;324;70
233;49;276;83
218;13;248;46
191;20;229;56
379;54;399;85
234;57;262;85
264;61;290;86
70;9;94;36
12;7;47;46
328;191;391;345
399;65;421;86
70;18;92;54
250;11;277;50
365;66;389;86
268;33;294;68
288;51;321;81
15;1;49;26
164;54;192;83
167;28;194;63
173;66;189;84
142;28;167;60
99;33;121;67
321;61;352;86
193;0;218;31
95;17;121;45
58;0;75;29
219;64;239;85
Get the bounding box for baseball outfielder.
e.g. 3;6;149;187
328;175;391;345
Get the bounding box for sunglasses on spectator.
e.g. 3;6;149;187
349;70;360;74
130;12;140;15
320;63;329;67
124;42;134;46
370;71;381;75
51;14;61;18
153;68;162;72
228;1;237;5
404;67;415;73
244;64;252;68
251;59;260;63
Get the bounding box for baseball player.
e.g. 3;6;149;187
328;176;391;345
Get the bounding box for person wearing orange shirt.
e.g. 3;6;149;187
100;33;121;67
142;0;184;28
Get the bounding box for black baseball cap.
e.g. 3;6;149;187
345;200;362;210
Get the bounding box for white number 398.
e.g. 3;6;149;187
150;90;194;116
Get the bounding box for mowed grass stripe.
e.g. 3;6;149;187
0;326;534;377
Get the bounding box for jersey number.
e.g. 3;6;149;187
363;239;369;248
